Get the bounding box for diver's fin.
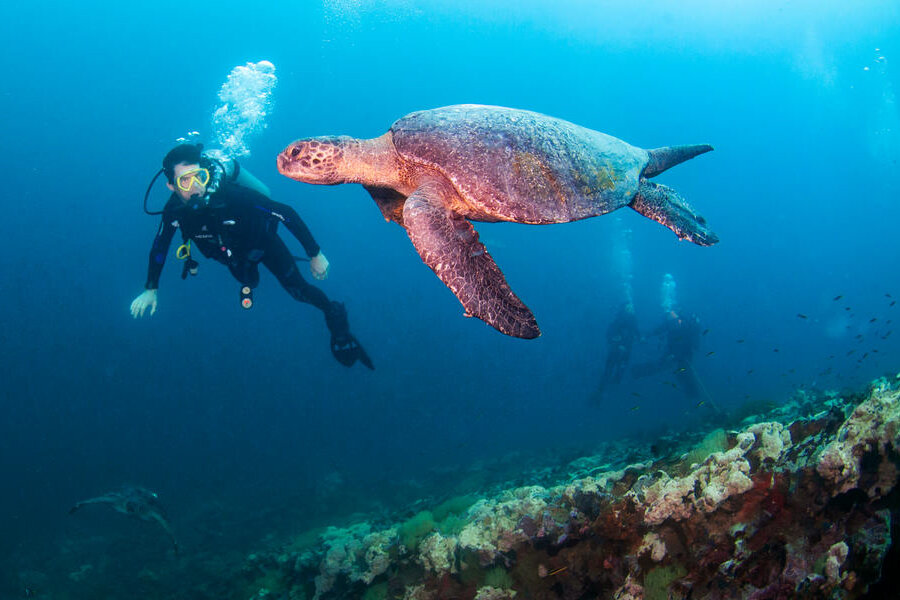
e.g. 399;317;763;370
326;302;375;369
642;144;713;178
631;180;719;246
402;181;540;339
331;334;375;370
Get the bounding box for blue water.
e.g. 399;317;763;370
1;0;899;596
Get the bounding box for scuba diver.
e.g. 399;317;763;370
632;308;703;400
130;143;373;369
594;302;640;400
69;486;179;555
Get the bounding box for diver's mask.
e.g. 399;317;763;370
143;146;230;215
182;157;227;210
176;167;210;192
180;165;211;210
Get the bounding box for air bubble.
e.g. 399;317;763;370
211;60;278;158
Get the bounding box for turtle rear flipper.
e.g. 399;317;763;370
631;180;719;246
402;182;540;339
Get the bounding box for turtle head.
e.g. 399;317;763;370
278;136;355;185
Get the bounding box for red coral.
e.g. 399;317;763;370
735;473;787;525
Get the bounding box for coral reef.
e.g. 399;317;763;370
235;376;900;599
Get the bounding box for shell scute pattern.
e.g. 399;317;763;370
390;105;648;224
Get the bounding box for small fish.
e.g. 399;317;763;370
631;392;641;397
630;405;640;411
706;351;715;357
797;313;808;319
833;295;843;301
855;334;864;339
862;352;869;359
702;328;710;336
845;307;852;311
891;301;896;307
736;339;745;343
870;318;878;323
887;293;893;298
847;350;855;356
747;369;754;374
676;367;687;372
773;348;780;352
827;355;834;360
696;400;705;407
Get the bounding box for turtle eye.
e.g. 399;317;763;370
290;146;302;158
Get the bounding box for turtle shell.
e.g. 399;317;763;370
390;105;649;224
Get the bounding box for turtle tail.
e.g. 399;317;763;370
642;144;713;178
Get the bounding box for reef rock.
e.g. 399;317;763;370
242;377;900;599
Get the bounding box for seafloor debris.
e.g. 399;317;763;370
239;377;900;599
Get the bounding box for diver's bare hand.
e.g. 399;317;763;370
130;289;158;318
310;252;330;281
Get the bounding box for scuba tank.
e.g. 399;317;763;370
203;148;272;199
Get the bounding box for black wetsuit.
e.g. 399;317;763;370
145;182;330;313
142;181;374;369
633;313;702;399
601;308;640;386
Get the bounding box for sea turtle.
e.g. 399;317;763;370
69;486;179;555
277;104;717;339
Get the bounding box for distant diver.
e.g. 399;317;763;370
632;308;704;400
594;302;640;401
278;104;717;338
627;273;721;416
69;486;179;555
131;143;373;369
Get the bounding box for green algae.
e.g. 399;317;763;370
362;581;389;600
433;494;478;522
398;495;478;550
286;526;328;554
398;510;435;550
682;428;728;468
243;569;290;599
484;566;514;590
644;564;687;600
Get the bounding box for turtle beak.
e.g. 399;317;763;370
277;147;294;178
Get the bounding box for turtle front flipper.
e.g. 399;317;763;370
68;494;120;514
402;182;540;339
630;180;719;246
